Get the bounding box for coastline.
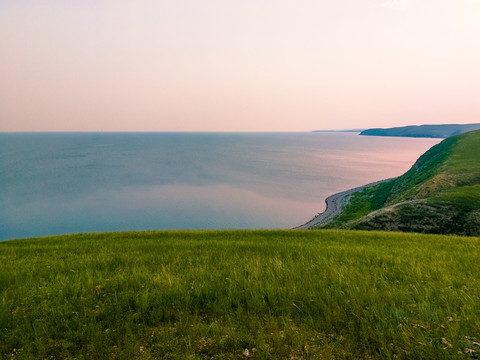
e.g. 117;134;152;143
294;178;395;229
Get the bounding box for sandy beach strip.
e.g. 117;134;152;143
294;178;394;229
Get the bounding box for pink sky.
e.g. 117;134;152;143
1;0;479;132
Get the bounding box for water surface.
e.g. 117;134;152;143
0;132;440;240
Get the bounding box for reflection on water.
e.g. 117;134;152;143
0;132;440;240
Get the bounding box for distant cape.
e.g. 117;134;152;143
360;123;480;138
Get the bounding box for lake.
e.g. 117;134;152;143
0;132;440;240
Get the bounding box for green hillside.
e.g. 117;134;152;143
321;130;480;235
360;123;480;138
1;230;479;359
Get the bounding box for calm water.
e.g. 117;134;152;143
0;132;440;240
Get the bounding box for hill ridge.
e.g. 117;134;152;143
319;129;480;235
360;123;480;138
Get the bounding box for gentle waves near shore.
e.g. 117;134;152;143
0;132;440;240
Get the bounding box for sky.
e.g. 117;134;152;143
1;0;479;132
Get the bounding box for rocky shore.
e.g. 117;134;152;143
294;178;394;229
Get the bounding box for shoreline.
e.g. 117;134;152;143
294;178;395;229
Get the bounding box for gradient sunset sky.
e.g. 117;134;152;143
1;0;479;132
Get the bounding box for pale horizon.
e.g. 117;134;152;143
1;0;479;132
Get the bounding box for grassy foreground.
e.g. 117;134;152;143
1;230;480;359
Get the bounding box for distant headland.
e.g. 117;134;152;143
359;123;480;138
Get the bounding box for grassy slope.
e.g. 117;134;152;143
1;230;480;359
322;130;480;235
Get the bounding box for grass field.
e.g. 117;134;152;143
1;230;479;359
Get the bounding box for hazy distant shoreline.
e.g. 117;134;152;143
312;129;365;133
359;123;480;138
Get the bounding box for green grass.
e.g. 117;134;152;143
321;181;396;229
431;185;480;209
441;131;480;185
1;230;480;359
322;130;480;235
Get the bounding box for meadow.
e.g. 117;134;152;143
1;230;479;359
